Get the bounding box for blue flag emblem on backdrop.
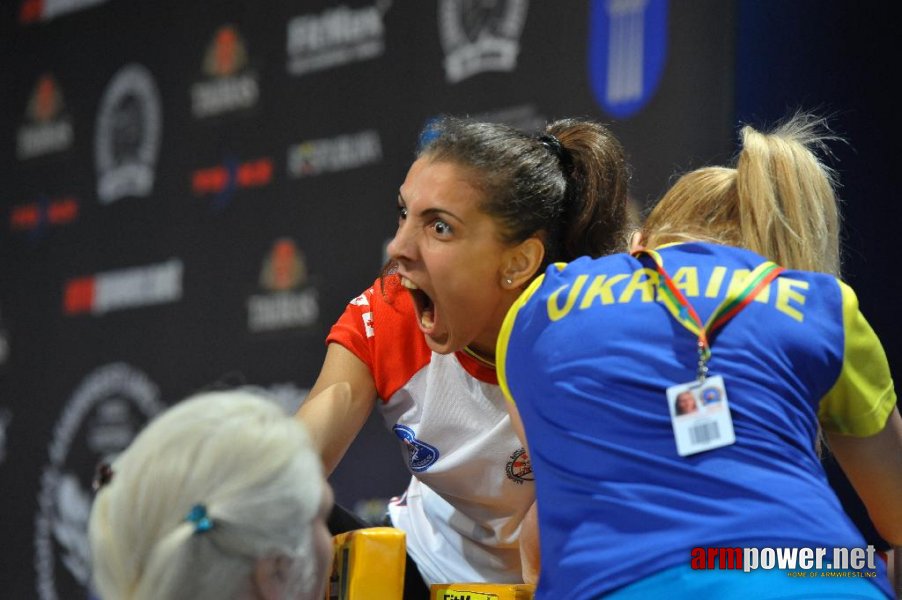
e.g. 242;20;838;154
588;0;668;119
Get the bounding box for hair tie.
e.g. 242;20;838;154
185;504;214;534
538;134;571;170
92;462;114;492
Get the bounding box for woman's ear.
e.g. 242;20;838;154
629;230;645;252
501;237;545;289
252;555;293;600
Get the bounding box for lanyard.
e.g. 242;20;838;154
632;248;785;381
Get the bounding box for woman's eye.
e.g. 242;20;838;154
432;220;451;235
397;206;408;220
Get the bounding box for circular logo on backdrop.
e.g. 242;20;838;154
34;363;165;600
95;64;162;204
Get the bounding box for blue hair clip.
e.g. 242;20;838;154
185;504;213;534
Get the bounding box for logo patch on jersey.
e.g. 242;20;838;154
506;447;533;484
392;425;439;472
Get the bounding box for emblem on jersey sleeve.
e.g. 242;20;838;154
392;425;439;472
349;291;375;337
506;447;533;484
349;292;370;306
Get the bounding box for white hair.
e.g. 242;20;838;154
88;388;325;600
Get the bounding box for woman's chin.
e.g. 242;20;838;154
422;330;456;354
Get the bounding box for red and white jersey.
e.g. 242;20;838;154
327;275;535;585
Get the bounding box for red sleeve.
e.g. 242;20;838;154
326;275;432;403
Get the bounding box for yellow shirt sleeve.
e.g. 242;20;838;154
818;280;897;436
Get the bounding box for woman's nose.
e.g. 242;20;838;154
387;219;416;262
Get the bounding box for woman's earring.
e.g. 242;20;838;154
505;278;513;286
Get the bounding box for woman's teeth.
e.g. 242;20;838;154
401;277;419;290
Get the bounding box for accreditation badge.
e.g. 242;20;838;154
667;375;735;457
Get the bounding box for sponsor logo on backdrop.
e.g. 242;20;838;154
588;0;668;118
438;0;528;83
0;408;11;465
191;24;260;118
63;258;183;316
10;195;79;240
16;73;74;160
191;156;273;211
34;363;164;600
471;104;546;133
418;105;544;153
286;2;390;76
19;0;109;24
95;64;162;204
287;129;382;178
248;238;320;333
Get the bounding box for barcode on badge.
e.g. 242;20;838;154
689;421;720;445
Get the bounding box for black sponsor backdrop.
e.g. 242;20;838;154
0;1;896;597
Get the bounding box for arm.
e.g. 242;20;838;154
296;343;378;475
506;399;541;584
497;277;546;585
825;406;902;545
519;500;541;585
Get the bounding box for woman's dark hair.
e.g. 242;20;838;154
417;116;631;271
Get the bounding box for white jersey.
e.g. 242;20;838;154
327;276;535;585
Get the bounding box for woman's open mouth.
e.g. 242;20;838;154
401;276;436;330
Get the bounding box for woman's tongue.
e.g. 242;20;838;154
418;294;437;330
420;304;435;329
417;295;449;343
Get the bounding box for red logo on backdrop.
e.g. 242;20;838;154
19;0;43;23
30;74;61;122
192;158;272;194
192;23;258;118
10;196;79;233
248;238;320;333
63;259;183;316
64;277;95;315
19;0;110;24
17;72;74;160
191;157;272;210
208;25;245;76
261;238;306;292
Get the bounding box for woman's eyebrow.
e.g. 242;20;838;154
419;207;462;223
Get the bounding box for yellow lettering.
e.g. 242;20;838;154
727;269;771;303
672;266;700;297
618;268;659;303
547;275;588;321
775;278;808;322
705;266;727;297
726;269;750;297
578;274;628;309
